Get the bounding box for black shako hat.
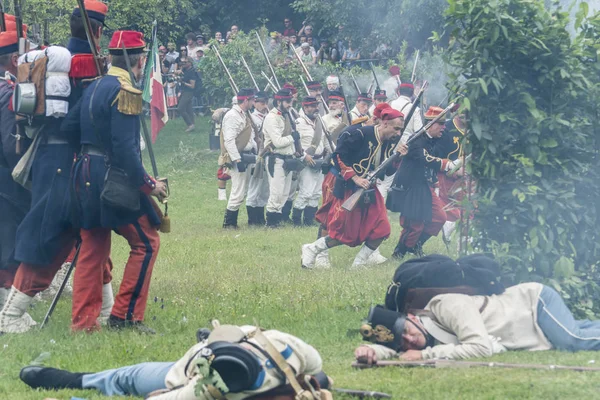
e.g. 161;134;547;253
361;305;407;351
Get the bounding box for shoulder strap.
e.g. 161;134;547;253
88;78;108;159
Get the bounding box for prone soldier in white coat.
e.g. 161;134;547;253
245;91;270;226
390;83;423;144
263;89;300;228
291;97;328;226
221;88;257;229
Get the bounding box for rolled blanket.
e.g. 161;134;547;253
18;46;72;118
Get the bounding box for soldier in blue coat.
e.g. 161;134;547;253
0;29;31;309
68;30;166;334
0;1;113;334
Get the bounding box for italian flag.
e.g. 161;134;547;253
142;33;168;143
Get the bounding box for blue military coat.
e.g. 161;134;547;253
67;66;159;229
0;69;31;269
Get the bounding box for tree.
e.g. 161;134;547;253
444;0;600;316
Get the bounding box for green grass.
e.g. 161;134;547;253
1;117;599;399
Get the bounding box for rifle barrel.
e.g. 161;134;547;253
76;0;102;75
241;56;259;91
211;44;239;94
255;31;280;89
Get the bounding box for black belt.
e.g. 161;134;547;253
81;144;104;157
269;154;293;161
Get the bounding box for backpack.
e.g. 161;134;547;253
384;254;506;312
13;46;71;126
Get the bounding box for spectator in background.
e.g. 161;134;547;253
215;31;225;44
196;34;209;51
298;24;319;48
299;36;307;44
342;40;360;66
186;32;199;60
283;17;296;37
180;46;188;59
298;42;316;65
166;42;179;67
316;40;333;64
332;25;346;62
178;56;197;133
227;25;239;41
195;49;205;68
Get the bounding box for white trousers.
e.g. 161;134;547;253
377;172;396;201
288;175;299;202
226;165;253;211
295;168;324;209
266;158;293;213
246;167;270;208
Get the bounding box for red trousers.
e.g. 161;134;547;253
13;240;76;296
0;269;16;289
399;188;447;248
437;173;463;222
72;215;160;331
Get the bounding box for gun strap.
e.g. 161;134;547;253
251;329;314;400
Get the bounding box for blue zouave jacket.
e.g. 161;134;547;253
66;66;159;229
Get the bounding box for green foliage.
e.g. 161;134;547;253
445;0;600;316
292;0;448;52
2;118;600;400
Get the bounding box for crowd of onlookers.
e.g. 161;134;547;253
153;17;396;131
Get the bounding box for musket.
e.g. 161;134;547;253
369;62;381;91
334;388;391;399
240;56;259;91
13;0;25;54
212;43;264;163
0;1;6;32
352;360;600;373
411;49;420;83
293;47;329;109
121;41;168;203
350;72;361;95
255;31;280;89
338;84;353;126
211;44;239;93
341;99;456;212
76;0;103;76
300;75;329;113
261;70;279;92
400;81;428;136
300;75;335;151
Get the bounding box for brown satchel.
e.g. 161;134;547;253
14;51;49;120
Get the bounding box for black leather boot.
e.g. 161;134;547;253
281;200;294;224
255;206;266;226
222;209;239;229
20;366;86;390
303;206;318;226
292;208;303;226
246;206;257;226
266;211;281;228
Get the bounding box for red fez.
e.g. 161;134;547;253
73;0;109;24
0;31;19;55
424;106;444;120
373;103;391;119
400;83;414;90
283;83;297;95
3;15;28;38
389;65;400;76
380;108;404;121
108;31;146;55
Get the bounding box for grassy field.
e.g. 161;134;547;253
1;117;599;399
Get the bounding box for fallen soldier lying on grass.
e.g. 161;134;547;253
355;279;600;364
20;323;332;399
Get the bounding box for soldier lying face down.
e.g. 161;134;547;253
21;324;332;399
356;281;600;364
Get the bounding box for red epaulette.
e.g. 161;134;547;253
70;54;99;79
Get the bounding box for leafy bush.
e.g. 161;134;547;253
444;0;600;315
